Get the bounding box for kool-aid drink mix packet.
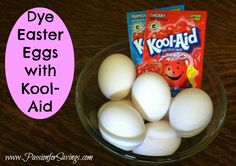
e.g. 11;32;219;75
126;5;184;65
141;10;207;96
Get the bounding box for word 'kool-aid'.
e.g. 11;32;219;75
127;5;185;65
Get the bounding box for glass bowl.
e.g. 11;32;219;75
75;41;227;164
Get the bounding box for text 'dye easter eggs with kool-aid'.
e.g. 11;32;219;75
5;7;74;119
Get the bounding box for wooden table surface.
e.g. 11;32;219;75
0;0;235;165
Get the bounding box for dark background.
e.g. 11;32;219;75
0;0;235;165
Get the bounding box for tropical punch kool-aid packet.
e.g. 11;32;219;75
141;10;207;96
126;5;184;65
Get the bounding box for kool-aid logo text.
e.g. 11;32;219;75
133;38;144;55
146;27;200;56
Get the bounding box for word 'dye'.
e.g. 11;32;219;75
27;11;54;25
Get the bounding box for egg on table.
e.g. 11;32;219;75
98;100;145;150
133;120;181;156
169;88;213;138
98;53;136;100
132;72;171;121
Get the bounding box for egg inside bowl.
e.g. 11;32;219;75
75;41;227;164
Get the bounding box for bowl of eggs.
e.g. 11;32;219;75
75;41;227;164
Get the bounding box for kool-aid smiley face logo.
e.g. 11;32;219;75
161;59;187;87
5;7;74;119
146;27;200;56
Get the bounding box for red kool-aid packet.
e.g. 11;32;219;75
140;10;207;96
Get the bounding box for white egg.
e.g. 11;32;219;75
99;124;143;151
98;100;145;138
133;121;181;156
169;88;213;138
132;72;171;121
162;97;175;121
98;53;136;100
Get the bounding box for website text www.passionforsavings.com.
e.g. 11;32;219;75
4;152;94;164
